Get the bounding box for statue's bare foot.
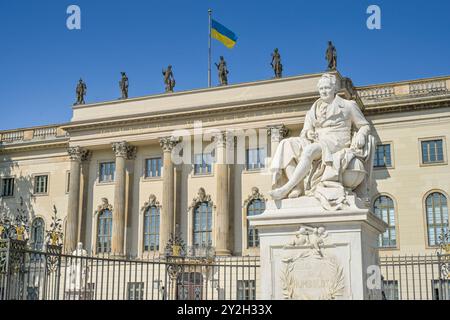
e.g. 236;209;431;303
269;186;290;200
288;188;302;199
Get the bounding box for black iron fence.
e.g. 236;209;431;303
0;239;260;301
380;253;450;300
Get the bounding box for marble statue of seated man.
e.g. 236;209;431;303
269;73;373;210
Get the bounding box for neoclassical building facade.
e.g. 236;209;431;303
0;71;449;259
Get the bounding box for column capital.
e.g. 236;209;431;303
159;136;181;152
212;131;234;149
267;124;289;143
112;141;137;159
67;146;91;162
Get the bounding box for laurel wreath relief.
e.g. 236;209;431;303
281;253;345;300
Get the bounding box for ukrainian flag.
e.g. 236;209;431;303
211;19;238;49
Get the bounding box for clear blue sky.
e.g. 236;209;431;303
0;0;449;130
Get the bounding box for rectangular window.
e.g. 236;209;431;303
34;175;48;194
127;282;144;300
382;280;399;300
1;178;14;197
237;280;256;300
246;148;266;171
99;162;115;183
374;144;392;168
145;157;162;178
422;139;445;164
194;153;213;175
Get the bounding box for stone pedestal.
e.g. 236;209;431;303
249;197;387;300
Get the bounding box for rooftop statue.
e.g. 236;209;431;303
119;72;129;99
326;41;337;71
269;73;374;210
74;79;87;105
271;48;283;78
215;56;229;86
162;65;176;92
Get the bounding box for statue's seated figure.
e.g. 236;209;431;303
269;74;374;210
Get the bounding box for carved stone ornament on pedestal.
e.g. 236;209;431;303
280;226;345;300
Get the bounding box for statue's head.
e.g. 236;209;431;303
317;74;338;103
220;56;224;61
168;65;172;70
328;41;332;45
77;242;83;250
274;48;278;52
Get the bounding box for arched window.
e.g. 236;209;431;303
97;210;112;253
144;206;160;251
373;196;396;248
247;199;265;248
425;192;448;246
31;218;45;251
193;202;212;246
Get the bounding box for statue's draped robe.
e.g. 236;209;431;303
270;95;371;210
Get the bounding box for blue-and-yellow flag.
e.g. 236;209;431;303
211;19;238;49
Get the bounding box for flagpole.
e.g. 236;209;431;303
208;9;212;88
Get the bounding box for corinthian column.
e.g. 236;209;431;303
111;141;136;256
66;146;91;253
159;136;181;254
267;125;289;157
214;132;233;256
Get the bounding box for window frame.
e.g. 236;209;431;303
245;148;266;171
373;142;394;169
423;191;449;248
419;137;447;167
246;199;266;249
127;282;145;300
193;152;214;176
144;156;163;179
32;174;49;196
192;202;213;247
1;176;15;197
96;209;113;254
98;161;116;184
373;195;398;249
30;217;45;252
143;205;160;252
236;280;256;300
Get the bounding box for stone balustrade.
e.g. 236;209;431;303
0;126;66;144
357;77;450;103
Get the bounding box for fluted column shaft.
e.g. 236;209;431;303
159;137;180;254
111;141;136;256
66;147;90;253
214;132;232;256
